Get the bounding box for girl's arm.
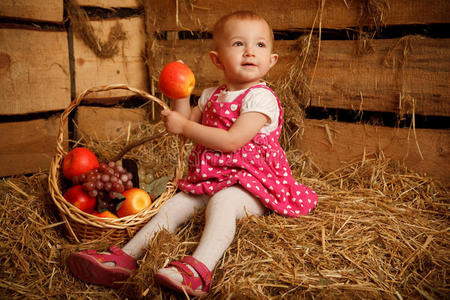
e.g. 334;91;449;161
170;97;202;123
161;109;267;153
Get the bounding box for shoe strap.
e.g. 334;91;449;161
109;246;137;270
80;246;137;271
168;260;207;291
181;256;212;292
109;245;128;256
169;261;194;277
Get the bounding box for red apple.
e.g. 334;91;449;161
116;188;152;217
159;61;195;99
62;147;99;181
64;185;96;213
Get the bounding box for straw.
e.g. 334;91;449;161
1;149;448;299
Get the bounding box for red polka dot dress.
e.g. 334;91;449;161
178;84;318;217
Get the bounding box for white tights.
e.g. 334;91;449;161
122;185;266;270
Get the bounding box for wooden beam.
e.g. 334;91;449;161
0;28;70;115
146;0;450;31
0;116;67;176
76;0;140;8
152;38;450;116
297;119;450;184
0;0;63;23
289;38;450;117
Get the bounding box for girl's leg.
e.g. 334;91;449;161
156;186;266;292
192;186;266;269
123;191;208;259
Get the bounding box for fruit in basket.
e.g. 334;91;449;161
63;185;96;213
96;193;117;212
74;161;134;200
116;188;152;217
63;147;99;181
159;61;195;99
92;210;119;219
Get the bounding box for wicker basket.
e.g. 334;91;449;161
48;84;184;243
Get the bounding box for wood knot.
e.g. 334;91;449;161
76;58;85;66
0;52;11;72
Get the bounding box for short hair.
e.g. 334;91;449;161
212;11;274;49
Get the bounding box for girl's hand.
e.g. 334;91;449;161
161;109;188;135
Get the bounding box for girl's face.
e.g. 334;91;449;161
210;18;278;91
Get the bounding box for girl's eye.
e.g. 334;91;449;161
233;41;243;46
257;42;266;48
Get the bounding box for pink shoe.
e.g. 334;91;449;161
67;245;137;287
154;256;212;296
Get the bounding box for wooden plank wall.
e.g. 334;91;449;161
148;0;450;30
0;0;69;177
1;0;449;185
0;0;148;176
144;0;450;183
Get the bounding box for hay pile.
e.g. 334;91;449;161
1;129;448;299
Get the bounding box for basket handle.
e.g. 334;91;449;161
55;83;185;182
55;84;170;157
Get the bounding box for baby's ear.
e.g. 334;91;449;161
209;51;224;70
269;53;279;68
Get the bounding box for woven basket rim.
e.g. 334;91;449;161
48;84;184;241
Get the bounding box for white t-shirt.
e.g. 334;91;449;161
198;83;279;134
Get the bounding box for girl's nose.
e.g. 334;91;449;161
244;46;255;56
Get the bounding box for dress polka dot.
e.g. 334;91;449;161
178;84;318;217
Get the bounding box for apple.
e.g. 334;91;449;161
63;147;99;181
116;188;152;217
64;185;96;213
159;61;195;99
92;210;119;219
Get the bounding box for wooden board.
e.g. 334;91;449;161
153;38;450;116
286;38;450;117
75;106;147;140
0;0;63;23
0;116;67;177
73;16;149;101
0;28;71;115
77;0;140;8
146;0;450;31
297;119;450;184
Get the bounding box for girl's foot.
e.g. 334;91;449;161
154;256;212;296
67;245;137;287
